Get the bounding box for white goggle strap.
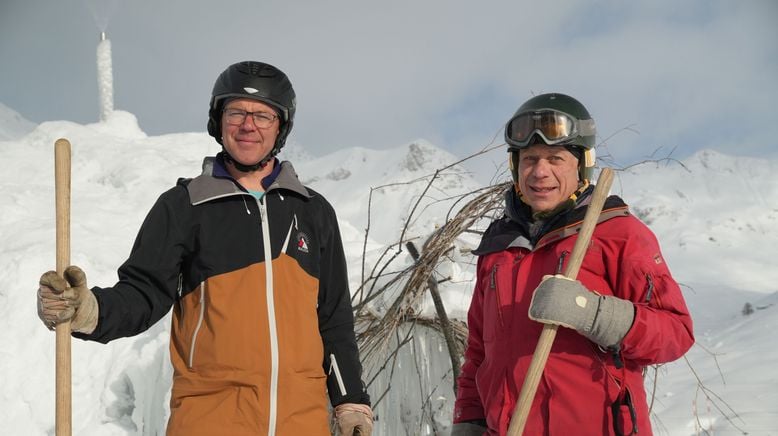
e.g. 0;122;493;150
578;118;596;137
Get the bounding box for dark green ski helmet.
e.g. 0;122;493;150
505;93;597;182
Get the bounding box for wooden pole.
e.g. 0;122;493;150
54;138;72;436
506;167;615;436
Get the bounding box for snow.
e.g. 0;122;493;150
96;37;114;121
1;104;776;435
0;102;36;141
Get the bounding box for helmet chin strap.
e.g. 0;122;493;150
221;147;278;172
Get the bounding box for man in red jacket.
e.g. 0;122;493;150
452;93;694;435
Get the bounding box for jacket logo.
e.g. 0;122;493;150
296;232;310;253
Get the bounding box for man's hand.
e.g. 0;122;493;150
38;265;98;334
528;274;635;348
335;403;373;436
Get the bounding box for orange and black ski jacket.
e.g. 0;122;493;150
76;156;369;435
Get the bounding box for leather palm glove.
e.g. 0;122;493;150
451;422;488;435
38;265;99;334
335;403;373;436
529;274;635;348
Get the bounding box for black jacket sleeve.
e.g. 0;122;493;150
316;198;370;407
74;186;192;343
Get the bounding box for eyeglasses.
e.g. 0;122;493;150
223;108;279;128
506;109;594;149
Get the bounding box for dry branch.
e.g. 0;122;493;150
356;182;508;368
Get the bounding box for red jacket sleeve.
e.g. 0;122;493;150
453;257;487;423
615;218;694;365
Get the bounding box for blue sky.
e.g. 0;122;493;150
1;0;776;168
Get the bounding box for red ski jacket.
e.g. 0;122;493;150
454;189;694;435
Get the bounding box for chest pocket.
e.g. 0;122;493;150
482;256;522;343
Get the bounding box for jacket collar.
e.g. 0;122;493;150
185;155;311;205
473;186;629;255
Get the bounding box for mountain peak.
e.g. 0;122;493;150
399;140;458;173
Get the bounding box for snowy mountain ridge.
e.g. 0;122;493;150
616;150;778;293
0;108;776;434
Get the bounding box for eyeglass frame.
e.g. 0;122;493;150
222;108;279;129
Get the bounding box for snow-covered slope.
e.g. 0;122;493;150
617;150;778;293
0;111;775;435
296;140;479;244
0;103;36;140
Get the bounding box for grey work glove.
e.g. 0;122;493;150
451;422;487;436
335;403;373;436
528;274;635;348
38;265;99;334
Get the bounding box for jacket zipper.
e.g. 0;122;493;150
281;213;297;254
490;265;505;328
259;199;280;436
177;273;184;319
188;280;206;368
644;273;654;303
329;353;348;396
556;250;569;274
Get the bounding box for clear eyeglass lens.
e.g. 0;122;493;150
224;109;277;128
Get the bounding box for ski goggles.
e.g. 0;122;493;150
505;109;595;149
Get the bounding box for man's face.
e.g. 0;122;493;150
221;98;280;167
517;144;580;213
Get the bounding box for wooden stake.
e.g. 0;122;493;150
55;138;72;436
507;167;615;436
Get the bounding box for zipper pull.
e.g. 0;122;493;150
556;250;569;274
645;273;654;302
611;346;624;369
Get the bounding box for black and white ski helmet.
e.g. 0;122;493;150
207;61;296;158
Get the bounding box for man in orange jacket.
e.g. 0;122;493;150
38;61;373;436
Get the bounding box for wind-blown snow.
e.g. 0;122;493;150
0;107;775;435
97;37;114;121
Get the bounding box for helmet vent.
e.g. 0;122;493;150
246;61;277;77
